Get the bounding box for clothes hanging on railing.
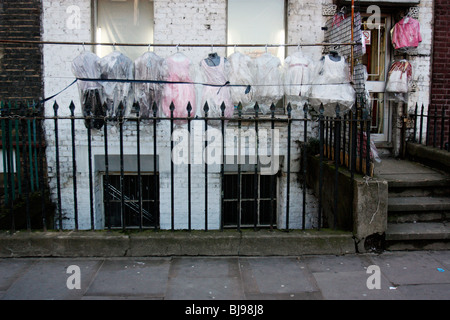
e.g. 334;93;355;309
283;50;314;107
161;52;197;121
227;51;255;109
391;16;422;51
200;54;233;121
252;52;283;114
99;51;135;118
308;53;355;117
385;59;413;93
71;51;105;129
134;51;165;118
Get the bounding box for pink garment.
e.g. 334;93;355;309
200;57;233;119
161;53;196;120
391;17;422;50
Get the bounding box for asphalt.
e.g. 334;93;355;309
1;250;449;300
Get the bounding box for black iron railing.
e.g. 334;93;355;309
412;103;450;151
0;100;373;233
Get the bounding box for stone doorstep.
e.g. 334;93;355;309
0;230;356;258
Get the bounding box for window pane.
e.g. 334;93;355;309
104;174;158;228
241;200;256;225
227;0;285;60
260;200;276;225
97;0;154;61
223;200;238;226
241;174;256;199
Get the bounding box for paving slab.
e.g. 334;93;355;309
313;270;403;300
2;259;102;300
85;258;171;298
369;251;450;285
239;257;319;299
165;257;244;300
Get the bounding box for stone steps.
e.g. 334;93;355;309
375;159;450;250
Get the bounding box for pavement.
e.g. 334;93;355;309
1;250;449;301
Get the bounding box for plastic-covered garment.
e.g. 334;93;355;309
161;52;197;121
71;51;105;129
227;51;255;108
391;17;422;50
134;51;165;118
252;53;283;114
283;51;314;106
308;55;355;117
98;51;135;118
385;60;412;93
200;55;233;121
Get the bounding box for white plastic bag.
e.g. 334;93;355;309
134;51;165;118
284;50;314;106
200;54;234;121
227;51;255;109
308;54;355;117
252;53;283;114
99;51;135;118
72;51;105;129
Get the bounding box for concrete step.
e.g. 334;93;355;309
386;222;450;241
388;196;450;212
388;196;450;223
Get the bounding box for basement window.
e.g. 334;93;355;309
223;173;277;228
104;174;159;228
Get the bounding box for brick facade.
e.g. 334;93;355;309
0;0;43;101
430;0;450;148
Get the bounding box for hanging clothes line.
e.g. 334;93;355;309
0;39;358;48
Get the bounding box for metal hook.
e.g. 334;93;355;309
176;44;179;52
265;44;268;53
148;43;151;51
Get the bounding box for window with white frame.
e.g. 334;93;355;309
227;0;286;61
95;0;154;61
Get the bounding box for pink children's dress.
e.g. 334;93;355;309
161;52;196;120
391;17;422;50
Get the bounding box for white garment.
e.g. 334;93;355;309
252;53;283;114
200;56;233;120
284;51;314;105
99;51;135;117
134;51;165;117
227;51;255;108
308;55;355;117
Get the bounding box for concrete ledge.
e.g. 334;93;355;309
406;142;450;175
0;230;356;258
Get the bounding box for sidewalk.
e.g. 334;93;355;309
1;250;449;300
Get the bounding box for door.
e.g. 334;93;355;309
361;15;392;143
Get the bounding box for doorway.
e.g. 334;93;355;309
361;15;392;144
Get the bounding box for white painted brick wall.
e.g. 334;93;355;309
41;0;433;230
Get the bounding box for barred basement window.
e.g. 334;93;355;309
223;173;277;228
104;174;159;228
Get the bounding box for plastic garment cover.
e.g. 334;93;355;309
72;51;105;129
252;53;283;114
134;51;165;118
161;52;196;121
385;60;412;93
283;51;314;106
98;51;135;118
200;56;233;122
308;55;355;117
227;51;255;108
391;17;422;50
